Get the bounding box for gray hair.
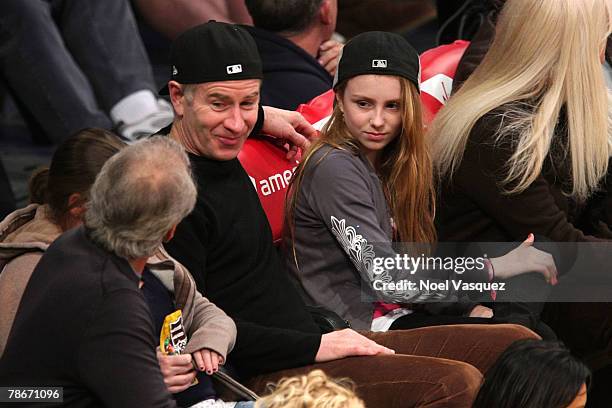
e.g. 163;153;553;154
181;84;197;104
84;136;197;259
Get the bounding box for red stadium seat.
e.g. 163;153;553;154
420;40;469;125
238;94;333;245
238;136;299;244
296;89;334;130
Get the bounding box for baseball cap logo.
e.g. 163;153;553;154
372;59;387;68
226;64;243;74
172;65;178;75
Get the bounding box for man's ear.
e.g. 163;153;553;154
168;81;185;117
319;0;334;26
67;193;86;220
163;225;178;243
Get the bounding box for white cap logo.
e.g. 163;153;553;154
226;64;243;74
372;59;387;68
172;65;178;75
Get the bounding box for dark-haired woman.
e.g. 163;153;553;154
473;339;590;408
0;128;125;354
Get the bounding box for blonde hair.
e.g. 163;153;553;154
430;0;612;201
255;370;365;408
286;76;436;253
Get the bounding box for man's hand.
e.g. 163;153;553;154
318;40;343;76
469;305;494;318
156;349;196;393
192;348;223;375
262;106;318;160
315;329;395;363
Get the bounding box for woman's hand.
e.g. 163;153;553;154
192;349;224;375
490;234;558;284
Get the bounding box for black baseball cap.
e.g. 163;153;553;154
159;21;263;95
333;31;421;92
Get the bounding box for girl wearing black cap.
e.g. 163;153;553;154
284;31;556;333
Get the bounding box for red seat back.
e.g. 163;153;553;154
296;90;334;130
238;136;299;244
419;40;470;125
238;93;334;245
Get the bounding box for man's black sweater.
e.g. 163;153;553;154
165;154;322;378
0;227;176;407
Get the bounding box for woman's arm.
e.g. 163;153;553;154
182;274;237;362
304;150;453;303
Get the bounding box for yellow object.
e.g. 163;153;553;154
159;309;198;386
159;310;187;355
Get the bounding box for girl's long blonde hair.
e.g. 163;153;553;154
286;76;436;250
430;0;612;201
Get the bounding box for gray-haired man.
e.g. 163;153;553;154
0;138;197;407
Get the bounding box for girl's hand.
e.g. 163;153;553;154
192;349;224;375
490;234;558;284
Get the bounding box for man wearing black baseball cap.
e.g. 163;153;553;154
159;22;485;407
159;20;314;161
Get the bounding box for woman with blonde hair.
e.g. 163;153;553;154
431;0;611;237
429;0;612;402
284;31;556;333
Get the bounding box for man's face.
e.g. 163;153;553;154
177;79;261;161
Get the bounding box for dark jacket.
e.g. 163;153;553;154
244;26;332;110
436;110;612;246
0;204;236;362
453;13;496;89
0;226;176;408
